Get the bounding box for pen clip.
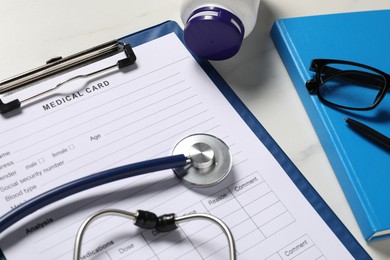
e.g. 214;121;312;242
0;40;136;114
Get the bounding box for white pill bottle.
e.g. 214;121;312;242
181;0;261;60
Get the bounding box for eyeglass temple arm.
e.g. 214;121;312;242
321;66;386;90
306;66;383;94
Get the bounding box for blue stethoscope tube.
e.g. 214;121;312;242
0;133;232;235
0;154;188;234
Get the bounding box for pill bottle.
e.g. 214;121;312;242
180;0;261;60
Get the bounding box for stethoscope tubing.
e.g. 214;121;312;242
0;154;188;234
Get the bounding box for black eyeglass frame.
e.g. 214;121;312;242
305;59;390;111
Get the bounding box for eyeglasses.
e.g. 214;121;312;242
305;59;390;151
306;59;389;111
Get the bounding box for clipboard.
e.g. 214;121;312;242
0;21;369;259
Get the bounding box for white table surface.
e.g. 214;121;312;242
1;1;389;259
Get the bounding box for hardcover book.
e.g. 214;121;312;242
271;10;390;241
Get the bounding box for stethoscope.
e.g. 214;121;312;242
0;133;237;259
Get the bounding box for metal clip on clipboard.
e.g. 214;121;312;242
0;40;136;114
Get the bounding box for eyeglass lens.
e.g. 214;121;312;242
318;63;386;109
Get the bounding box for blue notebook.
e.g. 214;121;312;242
0;21;369;259
271;10;390;241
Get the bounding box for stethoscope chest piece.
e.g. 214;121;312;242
172;134;232;188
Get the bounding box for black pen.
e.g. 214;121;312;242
345;117;390;151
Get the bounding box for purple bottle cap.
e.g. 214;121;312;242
183;6;245;60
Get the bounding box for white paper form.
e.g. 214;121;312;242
0;33;354;259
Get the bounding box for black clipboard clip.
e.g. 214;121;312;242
0;40;136;114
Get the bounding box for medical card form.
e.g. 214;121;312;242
0;33;354;259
